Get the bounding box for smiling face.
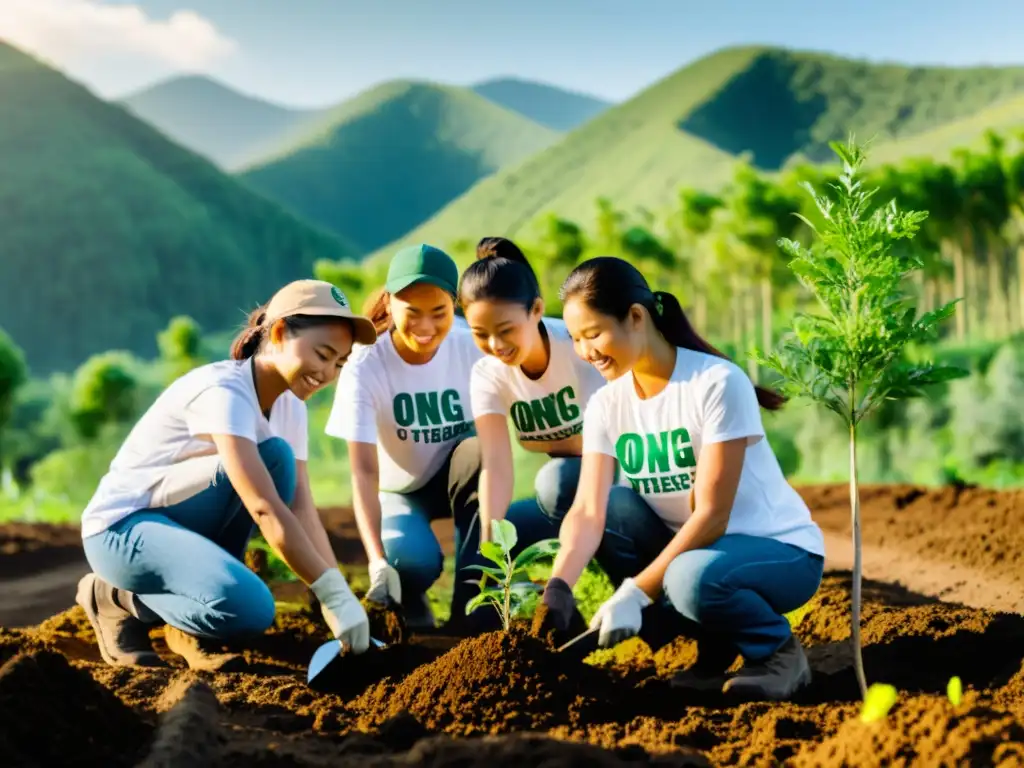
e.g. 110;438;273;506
269;318;355;400
389;282;455;360
562;296;646;380
464;298;544;368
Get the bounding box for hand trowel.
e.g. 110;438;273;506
307;636;385;688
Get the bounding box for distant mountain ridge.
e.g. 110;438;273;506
470;77;611;131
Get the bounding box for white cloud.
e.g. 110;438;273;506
0;0;237;71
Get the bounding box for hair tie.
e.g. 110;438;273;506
653;292;665;317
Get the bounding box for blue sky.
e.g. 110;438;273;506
3;0;1023;107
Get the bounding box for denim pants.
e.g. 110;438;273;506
536;457;824;661
380;436;558;623
82;437;296;639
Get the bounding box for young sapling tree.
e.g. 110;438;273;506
464;519;560;631
752;137;968;699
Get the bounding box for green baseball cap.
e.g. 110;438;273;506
385;244;459;296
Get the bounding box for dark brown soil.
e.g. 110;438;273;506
7;483;1024;765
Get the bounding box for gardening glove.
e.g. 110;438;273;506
366;557;402;605
311;569;370;654
589;577;652;648
539;577;577;632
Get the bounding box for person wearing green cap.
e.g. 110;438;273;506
325;244;554;631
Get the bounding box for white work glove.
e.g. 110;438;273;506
366;557;402;605
310;569;370;654
589;577;652;648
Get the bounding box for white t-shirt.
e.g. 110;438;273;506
81;359;308;538
326;328;483;493
470;318;605;452
582;348;824;556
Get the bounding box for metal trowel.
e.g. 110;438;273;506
307;636;385;686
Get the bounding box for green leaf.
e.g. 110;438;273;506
480;541;506;567
509;581;543;596
491;519;518;552
511;539;561;571
860;683;898;723
464;587;504;616
461;564;505;582
947;676;963;707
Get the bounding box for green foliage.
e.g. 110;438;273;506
0;41;356;375
464;519;560;631
860;683;899;723
240;81;559;253
0;328;28;467
157;316;206;383
69;352;140;441
754;138;969;425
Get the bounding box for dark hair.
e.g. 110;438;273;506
458;237;541;312
559;257;786;411
229;305;352;360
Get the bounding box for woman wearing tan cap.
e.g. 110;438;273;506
75;279;378;671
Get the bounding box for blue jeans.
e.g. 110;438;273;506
537;461;823;661
380;436;558;623
82;437;296;639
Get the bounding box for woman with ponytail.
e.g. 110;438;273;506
77;280;377;671
536;257;824;703
458;236;600;549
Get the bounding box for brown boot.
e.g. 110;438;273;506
75;573;166;668
163;626;247;672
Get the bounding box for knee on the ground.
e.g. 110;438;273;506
384;542;444;595
258;437;297;505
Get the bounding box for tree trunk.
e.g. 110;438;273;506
850;422;867;700
953;243;967;341
761;276;773;352
1018;245;1024;335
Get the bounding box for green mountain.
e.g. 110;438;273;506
471;77;611;131
120;75;320;170
370;46;1024;262
0;41;355;374
238;80;560;254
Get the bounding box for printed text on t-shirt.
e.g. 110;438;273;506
615;428;696;494
392;390;473;443
510;385;581;441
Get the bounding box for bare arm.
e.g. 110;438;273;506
632;438;745;598
475;414;514;544
348;440;386;562
211;433;333;585
548;451;617;588
291;460;339;568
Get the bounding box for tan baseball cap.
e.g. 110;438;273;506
263;279;377;345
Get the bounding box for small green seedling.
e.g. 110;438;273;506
464;519;560;631
860;683;898;723
947;676;963;707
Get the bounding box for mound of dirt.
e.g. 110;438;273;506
350;627;622;735
0;647;152;767
0;522;84;578
791;694;1024;766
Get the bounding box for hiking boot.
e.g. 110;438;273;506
722;634;812;701
403;592;436;631
670;640;739;692
163;626;247;672
75;573;166;668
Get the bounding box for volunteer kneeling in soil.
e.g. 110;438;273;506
326;244;553;630
459;237;603;546
537;257;825;700
77;280;377;670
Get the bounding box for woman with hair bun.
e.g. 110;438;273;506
76;280;376;671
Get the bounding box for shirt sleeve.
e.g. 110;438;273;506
701;363;765;445
581;389;615;457
185;385;258;443
469;361;507;419
273;396;309;461
325;357;379;444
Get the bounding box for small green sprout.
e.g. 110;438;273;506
947;676;963;707
860;683;898;723
464;519;560;631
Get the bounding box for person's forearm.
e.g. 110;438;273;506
295;506;338;568
253;502;335;585
549;506;604;588
351;473;385;562
633;509;728;597
479;466;513;544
